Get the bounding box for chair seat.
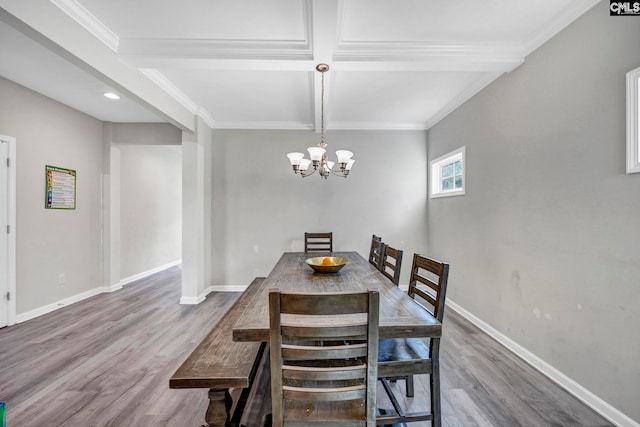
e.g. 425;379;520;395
378;338;433;377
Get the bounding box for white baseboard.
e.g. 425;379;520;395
179;283;250;305
16;286;107;323
120;259;181;286
446;299;639;427
179;295;205;305
16;261;182;323
208;284;249;292
106;283;123;293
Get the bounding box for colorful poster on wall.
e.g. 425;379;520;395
45;165;76;210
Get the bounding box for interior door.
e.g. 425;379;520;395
0;139;8;327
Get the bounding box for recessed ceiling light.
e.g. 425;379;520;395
103;92;120;100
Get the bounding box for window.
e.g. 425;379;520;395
627;67;640;174
430;146;465;198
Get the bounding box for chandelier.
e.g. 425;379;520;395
286;64;354;179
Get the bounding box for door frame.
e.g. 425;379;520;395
1;135;16;326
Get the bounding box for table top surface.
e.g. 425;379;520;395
232;251;441;342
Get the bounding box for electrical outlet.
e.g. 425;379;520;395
58;273;65;285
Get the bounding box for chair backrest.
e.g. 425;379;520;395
407;254;449;322
304;232;333;252
269;289;379;427
380;245;403;286
368;235;384;270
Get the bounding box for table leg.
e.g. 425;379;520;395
205;388;232;427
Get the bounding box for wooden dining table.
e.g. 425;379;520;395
233;251;441;342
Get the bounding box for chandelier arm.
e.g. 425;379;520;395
300;168;317;178
327;168;348;177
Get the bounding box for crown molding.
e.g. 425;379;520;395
212;121;314;130
119;57;317;71
50;0;119;52
139;69;221;129
139;69;198;114
118;38;312;61
301;0;313;53
331;58;524;73
522;0;601;56
196;107;217;129
336;40;523;58
328;121;428;131
424;72;502;130
334;40;525;73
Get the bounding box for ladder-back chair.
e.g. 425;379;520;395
304;232;333;252
377;254;449;427
268;289;380;426
380;244;403;286
368;235;384;270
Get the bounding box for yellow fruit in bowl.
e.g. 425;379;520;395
320;257;334;266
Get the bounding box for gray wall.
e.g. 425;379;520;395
118;145;181;278
0;76;103;314
112;122;181;146
0;76;184;317
427;2;640;422
211;129;428;288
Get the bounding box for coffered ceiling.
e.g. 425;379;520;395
0;0;600;132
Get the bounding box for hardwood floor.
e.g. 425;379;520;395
0;267;611;427
0;267;237;427
378;311;612;427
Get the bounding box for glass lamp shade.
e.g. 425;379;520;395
327;161;335;171
286;152;304;166
345;159;355;170
335;150;353;164
307;146;326;161
299;158;312;172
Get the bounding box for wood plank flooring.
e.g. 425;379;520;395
0;266;612;427
378;311;612;427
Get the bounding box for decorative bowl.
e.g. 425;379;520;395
305;256;348;274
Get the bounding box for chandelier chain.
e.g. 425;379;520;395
320;67;325;144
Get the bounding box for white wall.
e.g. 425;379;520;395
427;2;640;423
0;77;103;315
118;145;181;279
211;129;428;288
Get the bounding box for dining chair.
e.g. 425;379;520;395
377;254;450;427
380;244;403;286
304;232;333;252
268;288;380;427
368;235;384;270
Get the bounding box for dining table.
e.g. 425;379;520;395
232;251;441;343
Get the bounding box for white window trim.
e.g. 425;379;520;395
627;67;640;174
430;146;465;198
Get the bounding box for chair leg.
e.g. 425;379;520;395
262;413;272;427
430;369;441;427
430;339;442;427
405;375;414;397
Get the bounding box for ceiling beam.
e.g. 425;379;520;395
118;55;523;73
310;0;339;133
0;0;195;132
118;38;313;62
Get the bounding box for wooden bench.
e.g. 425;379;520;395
170;278;268;427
